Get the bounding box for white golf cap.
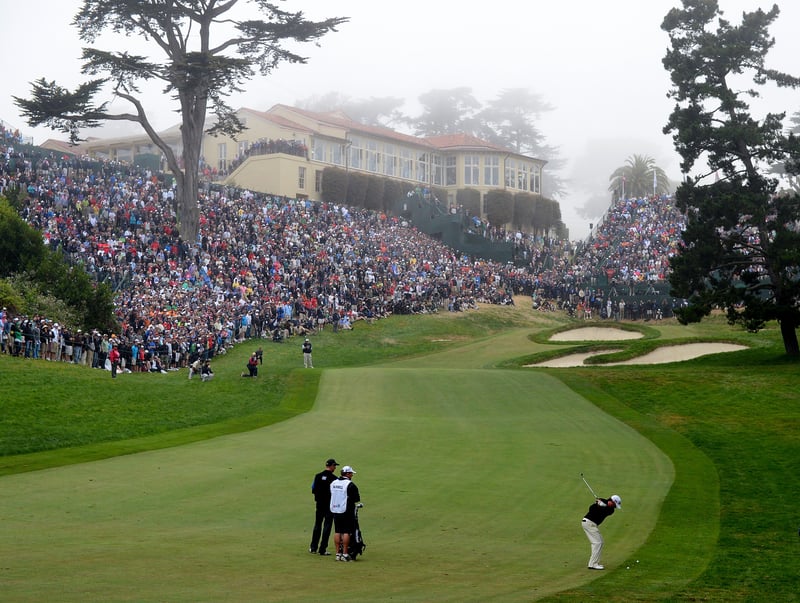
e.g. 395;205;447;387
342;465;356;474
611;494;622;509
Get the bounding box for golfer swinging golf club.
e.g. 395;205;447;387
580;474;622;570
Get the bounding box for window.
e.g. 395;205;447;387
218;143;227;172
432;154;443;186
349;136;363;170
383;144;396;176
505;159;516;188
417;152;429;183
533;167;541;193
446;156;457;186
332;143;343;166
313;139;326;162
315;170;323;192
298;166;306;189
366;140;379;172
484;155;499;186
518;163;529;191
464;155;480;186
400;148;412;179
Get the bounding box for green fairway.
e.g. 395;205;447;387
2;366;671;602
2;305;798;601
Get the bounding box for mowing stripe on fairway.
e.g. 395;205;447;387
0;366;671;602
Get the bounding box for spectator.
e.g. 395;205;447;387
108;343;120;378
200;359;214;382
302;338;313;369
241;352;258;377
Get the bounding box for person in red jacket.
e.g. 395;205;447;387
108;343;121;379
241;352;259;377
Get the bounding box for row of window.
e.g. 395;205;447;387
216;136;542;194
311;136;541;193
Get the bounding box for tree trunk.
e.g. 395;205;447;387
779;319;799;356
177;166;200;245
174;83;207;246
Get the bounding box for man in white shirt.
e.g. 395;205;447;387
330;466;360;561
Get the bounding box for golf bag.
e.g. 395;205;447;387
349;503;366;560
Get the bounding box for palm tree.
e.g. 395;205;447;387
608;154;671;199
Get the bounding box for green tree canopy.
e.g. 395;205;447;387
0;197;116;329
0;199;45;277
483;190;514;227
512;193;536;230
662;0;800;356
14;0;347;246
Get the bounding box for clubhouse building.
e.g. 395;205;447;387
73;104;546;214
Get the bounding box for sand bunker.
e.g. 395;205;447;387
529;350;616;368
531;343;748;367
606;343;748;365
549;327;643;342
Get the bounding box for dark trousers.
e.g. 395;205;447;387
310;504;334;553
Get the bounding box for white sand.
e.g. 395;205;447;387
530;343;748;368
528;350;617;368
549;327;644;342
606;343;748;365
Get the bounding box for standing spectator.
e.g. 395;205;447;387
32;320;41;359
49;323;61;361
73;329;83;364
12;319;24;356
309;458;339;556
330;465;360;562
302;338;313;369
130;340;139;373
85;330;96;368
62;327;73;363
0;311;7;355
97;334;110;369
23;319;33;358
581;494;622;570
108;343;121;379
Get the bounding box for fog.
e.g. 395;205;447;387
2;0;799;237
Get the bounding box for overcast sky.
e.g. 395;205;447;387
2;0;799;236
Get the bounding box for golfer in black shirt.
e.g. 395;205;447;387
309;458;338;555
581;494;622;570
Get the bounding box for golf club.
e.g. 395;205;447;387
580;472;599;498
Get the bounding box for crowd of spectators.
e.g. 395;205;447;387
1;146;526;371
1;139;689;370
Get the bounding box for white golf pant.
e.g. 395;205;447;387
582;518;603;567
